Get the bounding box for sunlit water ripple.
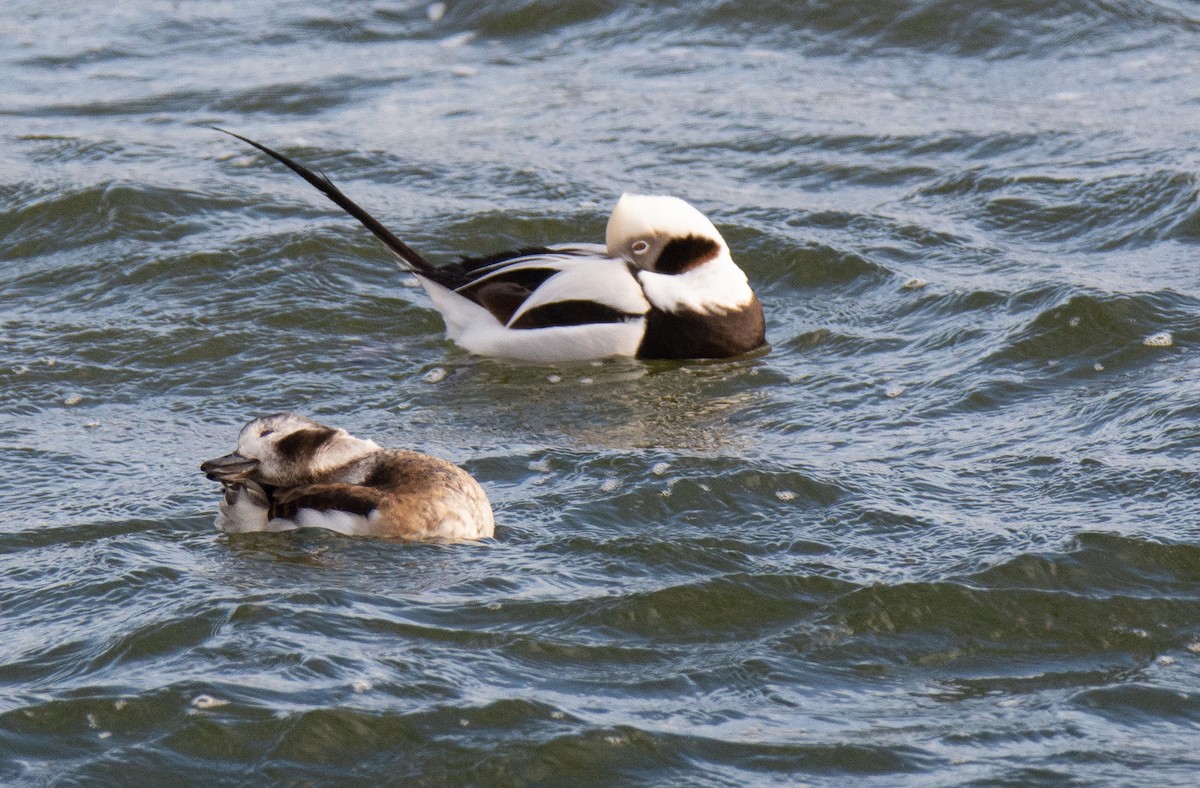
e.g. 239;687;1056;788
3;0;1200;784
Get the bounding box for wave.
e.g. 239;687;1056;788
0;181;248;263
0;690;933;783
443;0;1200;58
974;532;1200;594
801;532;1200;663
918;167;1200;252
731;0;1199;57
27;0;1195;62
986;288;1200;373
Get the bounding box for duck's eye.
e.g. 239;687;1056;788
259;429;274;438
632;240;650;255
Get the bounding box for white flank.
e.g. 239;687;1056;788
455;314;646;362
419;277;500;340
416;258;652;362
294;507;378;536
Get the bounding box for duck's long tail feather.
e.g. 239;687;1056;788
214;127;436;275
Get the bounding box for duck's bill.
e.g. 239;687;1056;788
200;452;260;482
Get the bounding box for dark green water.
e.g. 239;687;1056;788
4;1;1200;784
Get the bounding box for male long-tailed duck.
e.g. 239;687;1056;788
218;130;766;363
201;413;494;540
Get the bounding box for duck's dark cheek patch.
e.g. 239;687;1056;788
275;427;337;461
654;236;721;275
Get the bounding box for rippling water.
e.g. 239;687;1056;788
4;1;1200;784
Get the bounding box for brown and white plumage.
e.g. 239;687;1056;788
200;414;493;541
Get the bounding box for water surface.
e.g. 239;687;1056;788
4;1;1200;784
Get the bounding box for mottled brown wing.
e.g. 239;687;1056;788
270;484;385;520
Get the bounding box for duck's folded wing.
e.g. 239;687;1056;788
504;257;650;329
457;243;607;282
270;484;385;520
446;248;647;328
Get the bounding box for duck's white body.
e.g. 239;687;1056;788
219;131;766;362
202;414;494;541
417;245;648;362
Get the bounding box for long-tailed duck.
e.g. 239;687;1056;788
217;130;766;363
201;413;494;541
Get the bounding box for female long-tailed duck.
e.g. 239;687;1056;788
200;413;494;541
218;130;765;363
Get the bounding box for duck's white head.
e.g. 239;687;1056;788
201;413;380;488
606;193;755;315
605;194;729;274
